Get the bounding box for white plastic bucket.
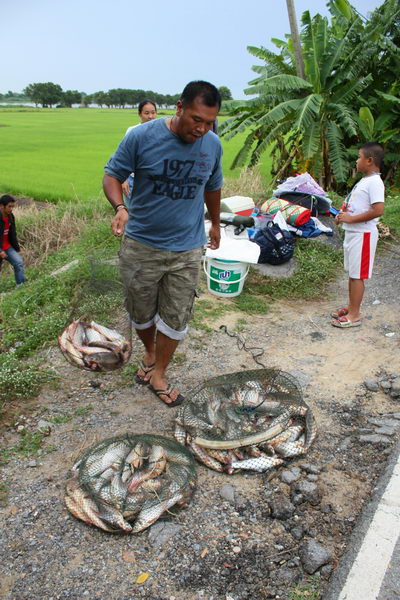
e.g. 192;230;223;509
203;258;249;298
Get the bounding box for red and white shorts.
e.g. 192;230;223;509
343;229;378;280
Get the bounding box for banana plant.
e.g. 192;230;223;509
220;0;400;190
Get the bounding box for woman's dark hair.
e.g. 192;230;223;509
359;141;384;169
181;81;221;110
138;99;157;114
0;194;16;206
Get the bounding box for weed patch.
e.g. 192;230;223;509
0;352;57;406
46;405;93;424
191;298;238;332
1;429;56;465
171;351;187;366
289;575;321;599
381;192;400;236
0;481;9;507
238;241;342;305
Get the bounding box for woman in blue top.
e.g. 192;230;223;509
121;99;157;200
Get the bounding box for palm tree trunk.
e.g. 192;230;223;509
286;0;305;79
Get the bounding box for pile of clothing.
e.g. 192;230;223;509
221;173;335;266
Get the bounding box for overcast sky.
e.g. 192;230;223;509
1;0;384;99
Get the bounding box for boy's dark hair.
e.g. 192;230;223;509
0;194;16;206
360;141;384;169
138;99;157;114
181;81;221;110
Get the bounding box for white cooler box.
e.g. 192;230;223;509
221;195;255;216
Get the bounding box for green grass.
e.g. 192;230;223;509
382;192;400;235
0;107;137;202
289;575;321;599
0;107;272;202
0;429;56;465
190;296;242;332
190;240;342;330
0;223;125;406
45;405;93;424
0;351;57;405
0;258;123;357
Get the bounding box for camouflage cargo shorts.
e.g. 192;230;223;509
119;236;202;340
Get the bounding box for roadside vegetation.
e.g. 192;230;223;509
220;0;400;191
0;0;399;424
2;166;398;417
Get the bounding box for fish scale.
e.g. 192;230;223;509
176;370;316;474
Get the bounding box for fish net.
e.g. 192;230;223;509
65;433;197;534
174;368;317;474
65;251;125;324
58;251;132;371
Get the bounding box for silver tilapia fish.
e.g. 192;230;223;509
58;317;131;371
189;441;225;472
131;492;184;533
66;435;195;534
228;455;284;473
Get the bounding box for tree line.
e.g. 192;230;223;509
1;83;233;108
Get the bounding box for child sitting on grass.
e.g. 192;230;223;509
331;142;385;328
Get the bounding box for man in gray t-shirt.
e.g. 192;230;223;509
103;80;223;407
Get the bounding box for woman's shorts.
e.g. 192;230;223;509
119;237;202;340
343;229;378;280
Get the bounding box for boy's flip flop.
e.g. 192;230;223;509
331;316;362;328
148;384;184;408
331;307;349;319
135;361;155;385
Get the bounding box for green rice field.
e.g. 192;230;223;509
0;107;272;202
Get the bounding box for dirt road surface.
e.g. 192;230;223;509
1;245;399;600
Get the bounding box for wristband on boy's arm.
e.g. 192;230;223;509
114;204;128;214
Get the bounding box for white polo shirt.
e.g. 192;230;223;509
342;173;384;233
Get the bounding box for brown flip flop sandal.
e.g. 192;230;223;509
135;361;155;385
148;384;184;407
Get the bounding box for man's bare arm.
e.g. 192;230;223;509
103;174;129;237
204;189;221;250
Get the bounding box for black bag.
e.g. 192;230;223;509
253;221;295;265
276;191;319;216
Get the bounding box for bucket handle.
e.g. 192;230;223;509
203;258;250;285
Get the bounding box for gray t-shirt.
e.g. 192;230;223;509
105;117;223;251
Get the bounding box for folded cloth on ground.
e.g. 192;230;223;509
261;197;311;226
205;236;260;264
287;217;333;238
274;173;326;197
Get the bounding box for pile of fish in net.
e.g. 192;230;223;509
174;368;317;474
58;317;131;371
65;434;197;533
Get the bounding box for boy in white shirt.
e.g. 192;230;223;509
331;142;385;328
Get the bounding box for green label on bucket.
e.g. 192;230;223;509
209;265;240;293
